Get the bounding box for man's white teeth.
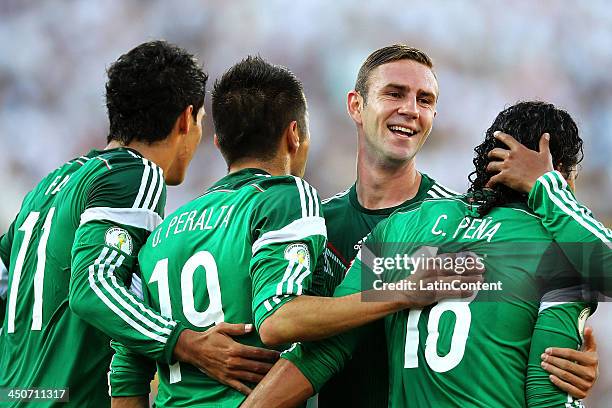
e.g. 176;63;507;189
389;125;415;135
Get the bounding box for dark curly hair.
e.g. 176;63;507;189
468;101;583;216
212;56;307;165
105;40;208;145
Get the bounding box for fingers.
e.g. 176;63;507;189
541;353;596;382
228;358;275;374
544;348;598;367
486;161;504;174
548;375;588;400
541;360;592;391
487;148;511;160
234;344;281;362
538;133;550;154
230;370;266;384
225;379;253;396
215;322;254;336
582;327;597;352
493;131;520;149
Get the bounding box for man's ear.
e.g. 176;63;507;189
213;134;220;150
347;90;364;125
177;105;194;134
286;120;300;154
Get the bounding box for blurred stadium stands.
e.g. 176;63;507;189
0;0;610;405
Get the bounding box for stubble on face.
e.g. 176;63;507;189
360;60;438;166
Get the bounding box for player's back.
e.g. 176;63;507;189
138;168;323;407
0;148;159;407
0;152;104;406
365;196;584;407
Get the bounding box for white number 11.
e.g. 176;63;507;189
7;208;55;333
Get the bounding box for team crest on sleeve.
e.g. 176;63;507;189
105;227;133;255
284;243;310;269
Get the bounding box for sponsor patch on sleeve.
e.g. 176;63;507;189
284;243;310;269
105;227;133;255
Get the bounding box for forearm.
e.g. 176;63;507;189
69;266;184;362
259;293;402;346
111;396;148;408
241;359;313;408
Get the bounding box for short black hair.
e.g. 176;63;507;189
355;45;435;104
469;101;584;216
211;56;307;165
105;40;208;145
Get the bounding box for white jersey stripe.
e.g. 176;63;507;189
431;184;454;198
0;258;7;300
252;216;327;254
150;167;165;211
109;274;175;327
276;260;297;296
547;173;612;239
142;163;159;210
321;188;350;204
293;177;308;218
427;190;441;199
312;187;320;216
295;266;312;295
433;183;460;196
303;180;314;217
95;249;172;336
88;248;167;342
539;176;610;243
80;207;162;232
286;262;305;295
126;150;140;159
133;159;151;208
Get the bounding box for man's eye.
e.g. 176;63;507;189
388;92;401;98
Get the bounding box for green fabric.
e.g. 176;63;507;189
110;169;327;407
285;194;593;407
0;148;171;407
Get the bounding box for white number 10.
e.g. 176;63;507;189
404;297;474;373
149;251;225;383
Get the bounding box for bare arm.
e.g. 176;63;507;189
111;396;148;408
241;359;313;408
259;250;483;346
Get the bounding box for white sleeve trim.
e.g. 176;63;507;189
252;216;327;255
538;174;611;244
0;258;8;300
80;207;163;232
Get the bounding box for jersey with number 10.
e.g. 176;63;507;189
133;168;327;407
285;196;594;407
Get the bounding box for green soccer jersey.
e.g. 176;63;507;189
528;171;612;294
318;174;457;408
284;195;594;408
0;148;182;407
109;168;327;407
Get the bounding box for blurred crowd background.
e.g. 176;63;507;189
1;0;610;405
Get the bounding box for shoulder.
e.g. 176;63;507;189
254;175;322;216
424;177;461;200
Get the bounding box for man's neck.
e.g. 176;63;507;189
355;154;421;210
106;140;173;174
228;157;290;177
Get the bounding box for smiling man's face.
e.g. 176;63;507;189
359;59;438;165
